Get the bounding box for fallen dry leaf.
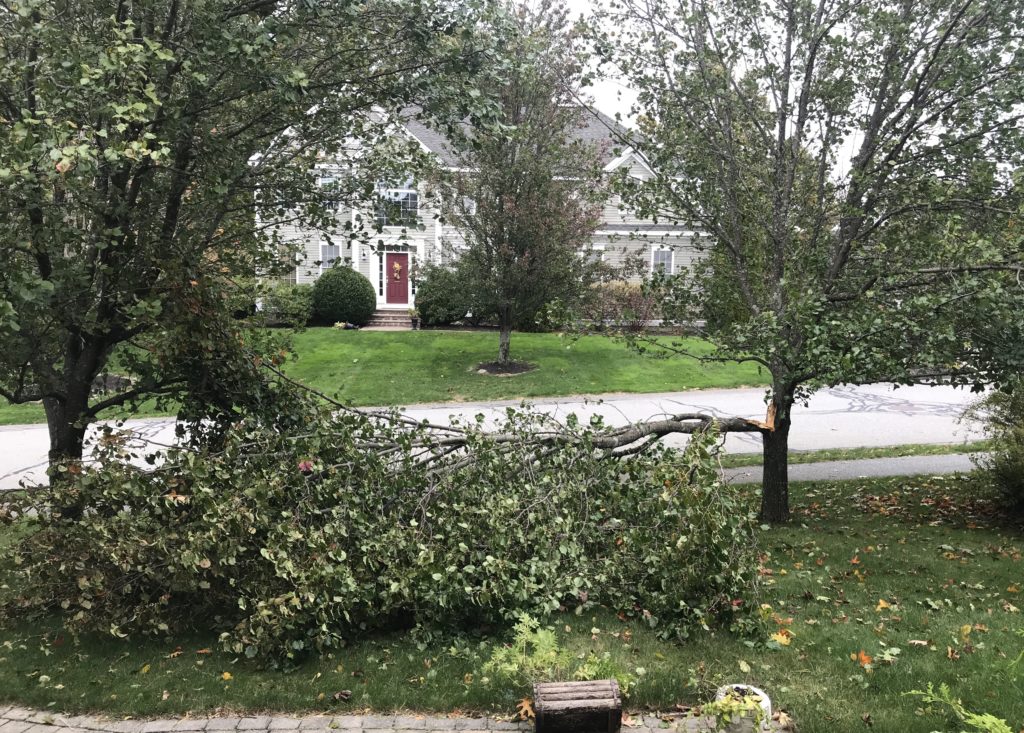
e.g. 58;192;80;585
516;698;535;721
773;710;794;730
851;649;873;669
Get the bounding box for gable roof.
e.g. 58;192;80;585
400;106;642;170
403;116;465;168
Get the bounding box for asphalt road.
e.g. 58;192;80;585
723;452;981;484
0;383;985;490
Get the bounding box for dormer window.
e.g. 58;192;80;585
375;177;419;228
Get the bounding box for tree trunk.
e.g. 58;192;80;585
42;384;92;519
42;396;88;468
40;335;108;475
497;322;512;365
759;386;794;523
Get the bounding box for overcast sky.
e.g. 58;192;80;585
562;0;639;122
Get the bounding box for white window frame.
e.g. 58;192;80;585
320;241;341;272
652;247;674;275
317;175;341;211
375;177;419;228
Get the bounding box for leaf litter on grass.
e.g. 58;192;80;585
1;474;1021;732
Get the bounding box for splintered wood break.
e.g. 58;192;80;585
747;402;777;432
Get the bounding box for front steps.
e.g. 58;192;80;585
364;309;412;330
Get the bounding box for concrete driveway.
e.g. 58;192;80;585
0;383;985;490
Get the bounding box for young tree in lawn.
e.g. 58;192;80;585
438;1;606;366
593;0;1024;521
0;0;484;472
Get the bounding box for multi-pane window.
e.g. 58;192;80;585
320;243;341;271
317;175;340;211
375;177;419;228
652;248;673;274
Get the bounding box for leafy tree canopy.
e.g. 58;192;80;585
0;0;489;465
434;0;608;365
591;0;1024;522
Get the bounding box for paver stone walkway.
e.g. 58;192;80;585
0;706;783;733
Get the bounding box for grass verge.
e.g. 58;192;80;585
0;331;765;425
1;474;1022;732
717;440;993;468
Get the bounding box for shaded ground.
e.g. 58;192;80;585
1;475;1021;732
474;361;536;376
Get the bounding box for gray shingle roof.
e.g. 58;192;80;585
400;106;635;168
403;117;466;167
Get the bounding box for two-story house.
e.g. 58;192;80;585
275;108;700;311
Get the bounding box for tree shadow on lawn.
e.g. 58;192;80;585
475;361;537;376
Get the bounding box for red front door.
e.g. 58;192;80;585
385;253;409;304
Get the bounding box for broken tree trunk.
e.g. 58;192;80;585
534;680;622;733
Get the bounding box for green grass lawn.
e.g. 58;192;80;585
284;330;764;406
1;474;1021;731
0;330;766;425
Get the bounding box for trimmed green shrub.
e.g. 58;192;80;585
4;399;759;666
261;284;312;327
310;266;376;326
585;282;662;332
415;265;469;326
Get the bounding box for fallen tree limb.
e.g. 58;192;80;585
259;363;769;477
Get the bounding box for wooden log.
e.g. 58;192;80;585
534;680;621;733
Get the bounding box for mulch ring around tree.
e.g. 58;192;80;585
476;360;537;376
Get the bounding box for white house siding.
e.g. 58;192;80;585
625;157;652;180
277;121;705;306
290;208;356;285
596;169;699;284
271;220;321;286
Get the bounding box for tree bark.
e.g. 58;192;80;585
43;398;88;519
759;386;794;523
497;323;512;365
41;377;94;519
42;396;88;468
